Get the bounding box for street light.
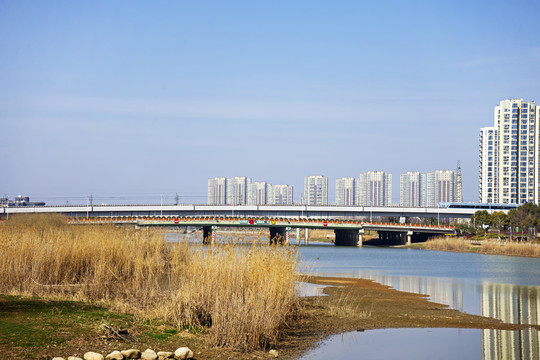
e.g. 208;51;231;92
160;195;163;216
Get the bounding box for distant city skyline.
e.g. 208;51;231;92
1;1;539;205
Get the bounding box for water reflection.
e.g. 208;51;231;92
482;284;540;360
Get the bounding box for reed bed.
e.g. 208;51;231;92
425;236;540;257
0;214;299;350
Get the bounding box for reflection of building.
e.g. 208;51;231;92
481;283;540;360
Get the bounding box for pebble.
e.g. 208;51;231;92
269;349;279;358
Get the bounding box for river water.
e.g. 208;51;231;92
295;242;540;360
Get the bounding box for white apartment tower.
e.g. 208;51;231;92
358;171;392;206
335;177;356;206
400;172;426;207
248;181;270;205
207;177;227;205
304;175;328;205
226;176;252;205
479;99;539;204
270;184;294;205
427;170;459;207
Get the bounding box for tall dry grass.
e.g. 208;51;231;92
0;214;299;350
425;236;540;257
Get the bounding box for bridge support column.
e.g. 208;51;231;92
296;228;301;245
334;229;361;247
358;228;364;247
305;228;309;245
407;231;413;245
202;226;215;245
270;227;287;245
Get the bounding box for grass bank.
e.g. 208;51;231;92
415;236;540;257
0;214;298;351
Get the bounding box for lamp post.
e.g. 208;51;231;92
160;195;163;216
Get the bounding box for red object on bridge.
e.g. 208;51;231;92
323;221;328;226
174;219;179;224
249;219;255;225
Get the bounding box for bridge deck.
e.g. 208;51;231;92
68;216;455;234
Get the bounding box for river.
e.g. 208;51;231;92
295;242;540;360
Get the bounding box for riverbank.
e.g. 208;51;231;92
404;237;540;258
2;275;535;359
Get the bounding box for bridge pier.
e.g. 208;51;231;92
407;231;413;245
269;227;287;245
202;226;215;245
334;229;361;247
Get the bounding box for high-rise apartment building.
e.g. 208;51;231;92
304;175;328;205
400;171;426;207
335;177;357;206
358;171;392;206
427;170;460;207
248;181;270;205
269;184;294;205
207;177;227;205
227;176;251;205
479;99;539;204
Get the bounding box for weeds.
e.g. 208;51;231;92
425;236;540;257
0;214;299;350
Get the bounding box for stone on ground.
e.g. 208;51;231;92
157;351;174;359
174;347;194;359
141;348;158;360
84;352;104;360
121;349;142;359
105;350;124;360
269;349;279;357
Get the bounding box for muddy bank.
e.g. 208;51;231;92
274;276;538;359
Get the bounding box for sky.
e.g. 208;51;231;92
1;0;540;205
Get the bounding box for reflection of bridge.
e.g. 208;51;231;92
68;216;454;246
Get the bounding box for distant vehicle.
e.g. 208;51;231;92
438;202;519;210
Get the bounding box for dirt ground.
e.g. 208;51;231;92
2;276;536;360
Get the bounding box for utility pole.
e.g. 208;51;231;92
175;192;180;205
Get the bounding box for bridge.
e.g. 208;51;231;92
67;215;455;246
1;203;483;220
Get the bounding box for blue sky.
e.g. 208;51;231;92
1;0;540;205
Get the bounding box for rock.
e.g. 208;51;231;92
105;350;125;360
174;347;194;359
121;349;141;359
157;351;174;359
84;352;105;360
141;348;158;360
268;349;279;358
68;357;84;360
52;358;66;360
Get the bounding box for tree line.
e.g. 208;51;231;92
470;203;540;241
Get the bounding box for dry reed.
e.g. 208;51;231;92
425;236;540;257
0;214;299;350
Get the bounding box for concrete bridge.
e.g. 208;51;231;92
1;203;483;220
68;215;455;246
